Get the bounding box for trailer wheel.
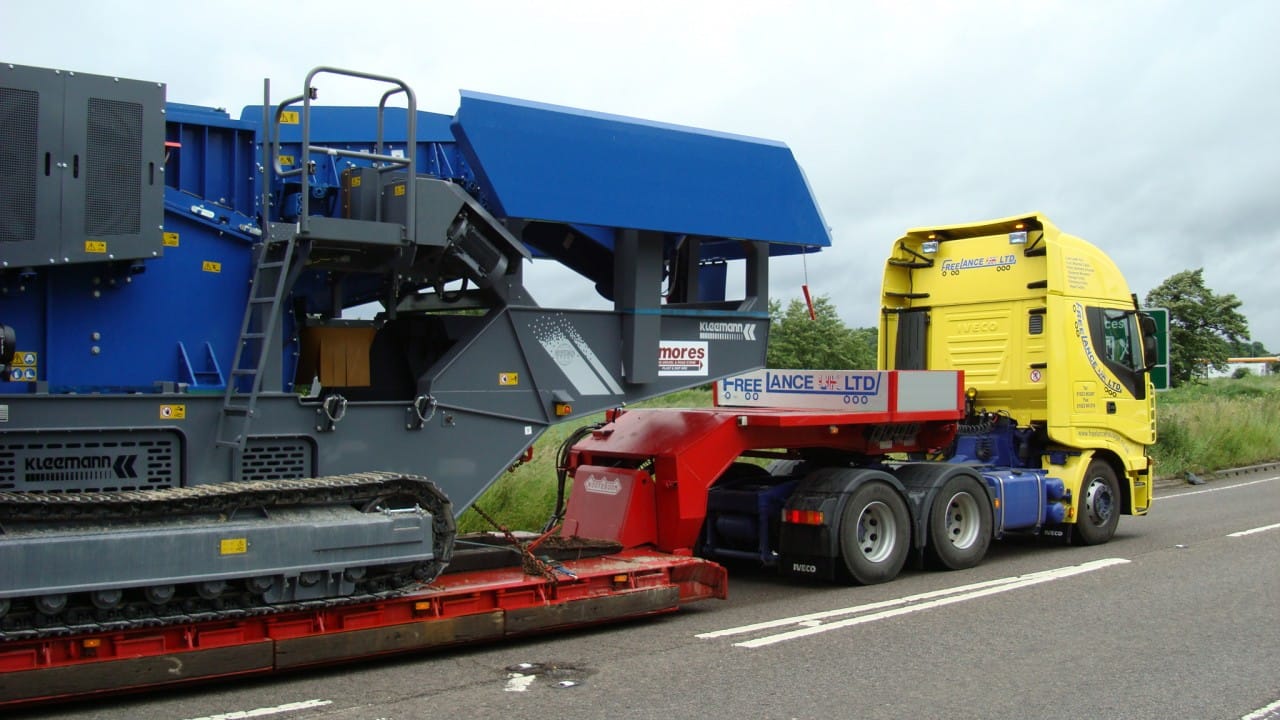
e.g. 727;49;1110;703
925;475;992;570
838;481;910;585
1073;460;1121;546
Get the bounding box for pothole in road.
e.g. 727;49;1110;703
503;661;594;692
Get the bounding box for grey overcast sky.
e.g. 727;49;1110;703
5;1;1278;349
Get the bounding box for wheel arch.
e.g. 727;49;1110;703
1079;448;1133;516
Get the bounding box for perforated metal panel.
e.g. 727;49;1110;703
86;97;144;237
0;87;38;244
241;437;314;481
0;431;179;492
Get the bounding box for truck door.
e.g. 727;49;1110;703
1075;305;1154;446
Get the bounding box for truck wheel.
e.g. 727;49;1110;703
1073;460;1121;546
925;475;992;570
838;481;910;585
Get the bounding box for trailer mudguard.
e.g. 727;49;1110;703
778;467;910;581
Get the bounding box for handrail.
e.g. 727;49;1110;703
296;66;418;238
271;93;306;178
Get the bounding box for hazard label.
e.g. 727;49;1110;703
9;351;37;382
160;404;187;420
499;372;519;386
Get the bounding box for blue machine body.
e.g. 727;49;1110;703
2;81;831;395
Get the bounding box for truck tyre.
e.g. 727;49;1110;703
1072;460;1121;546
925;475;992;570
838;481;910;585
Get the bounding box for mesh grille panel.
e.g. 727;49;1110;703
0;87;39;244
85;97;143;236
0;450;14;490
0;433;178;492
242;438;313;481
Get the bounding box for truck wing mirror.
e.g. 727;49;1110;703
1139;313;1159;371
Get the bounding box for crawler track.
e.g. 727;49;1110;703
0;472;454;641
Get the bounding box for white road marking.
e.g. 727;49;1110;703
1229;522;1280;537
1241;697;1280;720
505;672;537;692
700;558;1129;649
697;574;1036;639
182;699;332;720
1160;476;1278;500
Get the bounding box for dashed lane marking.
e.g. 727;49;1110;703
1229;522;1280;538
1160;476;1278;500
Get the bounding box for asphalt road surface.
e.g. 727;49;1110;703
14;469;1280;720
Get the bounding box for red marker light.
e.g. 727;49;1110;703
783;509;825;525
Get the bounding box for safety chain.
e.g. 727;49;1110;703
469;504;562;584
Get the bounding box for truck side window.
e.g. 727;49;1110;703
1102;310;1137;368
1088;307;1147;399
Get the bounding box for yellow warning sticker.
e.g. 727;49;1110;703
159;404;186;420
220;538;248;555
163;232;180;247
85;240;107;253
499;372;520;386
202;260;222;273
350;175;362;187
393;184;406;196
277;154;295;166
280;111;299;125
8;351;37;382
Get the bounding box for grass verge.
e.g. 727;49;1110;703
1150;373;1280;479
455;387;713;533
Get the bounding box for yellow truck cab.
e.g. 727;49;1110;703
880;213;1157;543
